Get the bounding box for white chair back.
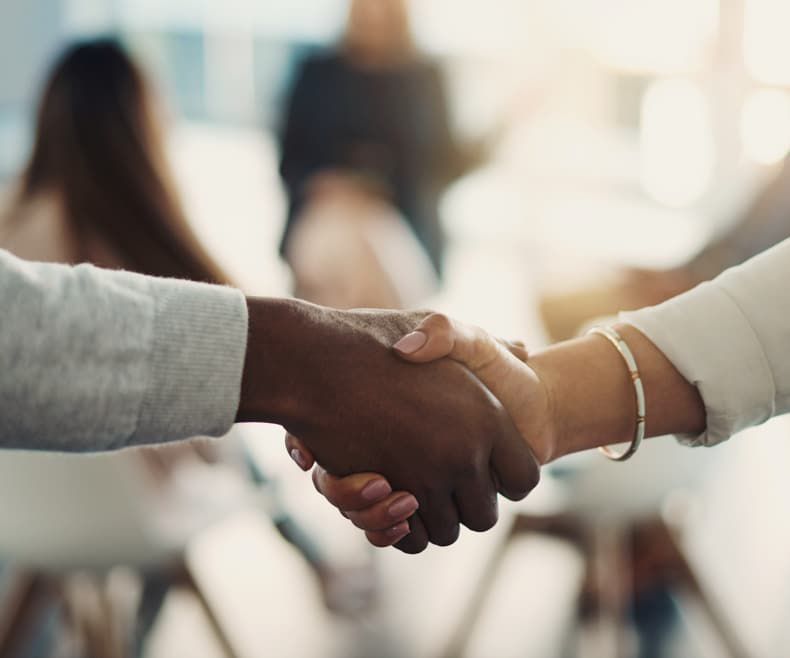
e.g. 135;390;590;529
554;436;714;522
0;449;185;571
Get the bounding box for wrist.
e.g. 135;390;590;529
524;356;565;465
527;335;636;461
236;297;322;424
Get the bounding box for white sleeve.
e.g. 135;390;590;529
0;249;249;452
621;238;790;447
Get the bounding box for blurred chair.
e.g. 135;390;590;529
0;439;258;658
443;439;749;658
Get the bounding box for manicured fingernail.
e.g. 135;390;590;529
393;331;428;355
388;495;419;519
290;449;309;471
361;479;392;501
386;522;411;538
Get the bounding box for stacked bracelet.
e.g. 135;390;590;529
587;326;646;462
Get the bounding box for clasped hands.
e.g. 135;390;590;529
280;307;557;553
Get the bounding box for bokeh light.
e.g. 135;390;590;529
640;78;715;207
741;88;790;165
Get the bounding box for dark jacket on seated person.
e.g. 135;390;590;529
279;51;466;276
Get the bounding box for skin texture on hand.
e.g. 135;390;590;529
287;313;551;548
239;299;540;553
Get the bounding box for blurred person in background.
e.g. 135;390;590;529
541;156;790;341
278;0;483;308
0;41;225;281
0;38;370;654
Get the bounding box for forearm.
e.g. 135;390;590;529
529;324;705;462
0;251;247;451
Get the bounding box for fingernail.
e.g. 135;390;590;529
388;495;419;519
290;449;309;471
393;331;427;355
361;479;392;501
386;522;411;538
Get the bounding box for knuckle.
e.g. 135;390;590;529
499;467;540;502
519;466;541;498
421;482;451;506
453;323;497;365
348;508;386;531
348;516;368;531
471;324;495;346
453;458;481;483
396;536;429;554
468;512;499;532
424;312;453;335
411;308;434;321
314;470;340;503
311;468;323;493
430;523;461;547
478;402;504;436
500;488;527;502
466;507;498;533
527;463;541;490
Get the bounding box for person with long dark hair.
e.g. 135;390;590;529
1;39;226;283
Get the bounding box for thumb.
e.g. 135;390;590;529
394;314;543;454
393;313;509;373
392;313;458;363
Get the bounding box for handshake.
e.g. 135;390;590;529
242;300;563;554
244;299;702;552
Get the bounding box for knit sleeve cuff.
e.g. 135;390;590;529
130;278;248;445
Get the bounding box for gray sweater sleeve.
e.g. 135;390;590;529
0;249;249;452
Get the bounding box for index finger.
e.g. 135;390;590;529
312;465;395;512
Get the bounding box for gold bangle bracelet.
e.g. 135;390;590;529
587;326;646;462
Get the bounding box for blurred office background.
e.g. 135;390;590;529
3;1;790;657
